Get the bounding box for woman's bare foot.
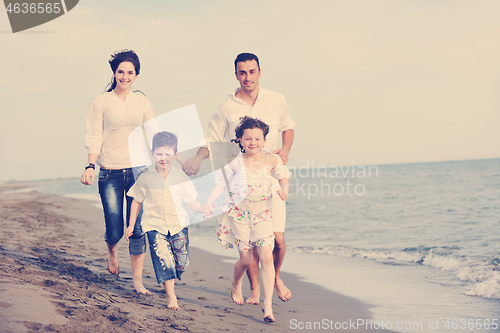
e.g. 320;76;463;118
133;279;152;296
107;245;119;276
231;279;244;305
275;278;291;302
167;297;181;311
245;288;260;305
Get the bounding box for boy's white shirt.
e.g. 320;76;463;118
127;167;198;236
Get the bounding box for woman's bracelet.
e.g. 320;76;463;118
85;163;95;170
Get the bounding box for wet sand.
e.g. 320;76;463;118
0;188;394;332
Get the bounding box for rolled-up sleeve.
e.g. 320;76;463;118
142;97;155;123
182;181;198;204
142;97;161;147
206;109;227;155
84;97;103;155
215;165;236;187
278;98;295;133
127;181;145;203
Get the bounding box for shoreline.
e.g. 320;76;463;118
0;189;394;332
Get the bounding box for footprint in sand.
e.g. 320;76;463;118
41;280;58;287
170;323;189;331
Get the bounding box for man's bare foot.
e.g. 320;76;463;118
245;288;260;305
167;298;181;311
275;278;291;302
107;251;119;276
133;280;152;296
231;279;244;305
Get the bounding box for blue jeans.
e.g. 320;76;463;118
147;228;189;284
98;166;147;255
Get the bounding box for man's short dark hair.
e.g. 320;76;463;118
234;53;260;72
152;131;178;153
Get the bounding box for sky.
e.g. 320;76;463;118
1;0;499;181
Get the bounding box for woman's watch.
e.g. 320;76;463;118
85;163;95;170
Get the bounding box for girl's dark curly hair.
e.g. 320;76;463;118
231;116;269;153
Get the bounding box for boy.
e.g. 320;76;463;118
126;131;205;310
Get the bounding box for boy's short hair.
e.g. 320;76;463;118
152;131;178;153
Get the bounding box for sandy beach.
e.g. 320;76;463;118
0;186;394;332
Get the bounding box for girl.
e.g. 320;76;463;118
80;50;157;295
203;116;289;323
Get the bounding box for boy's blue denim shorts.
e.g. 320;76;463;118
98;166;147;255
147;228;189;284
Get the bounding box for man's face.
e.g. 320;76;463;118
235;60;261;93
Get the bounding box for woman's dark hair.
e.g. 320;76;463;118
106;50;141;92
231;116;269;153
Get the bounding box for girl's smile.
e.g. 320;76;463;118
241;128;265;154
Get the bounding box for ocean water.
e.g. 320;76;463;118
34;158;500;332
285;159;500;299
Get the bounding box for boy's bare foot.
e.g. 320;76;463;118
133;280;152;296
275;278;291;302
231;279;244;305
245;288;260;305
167;298;181;311
107;252;119;276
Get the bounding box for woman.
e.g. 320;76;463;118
80;50;155;295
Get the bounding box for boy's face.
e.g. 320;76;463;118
153;145;177;170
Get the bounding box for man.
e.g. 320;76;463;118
183;52;295;303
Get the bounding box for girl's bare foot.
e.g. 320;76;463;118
167;297;181;311
264;315;276;323
275;278;291;302
231;279;244;305
245;288;260;305
133;279;152;295
262;304;275;323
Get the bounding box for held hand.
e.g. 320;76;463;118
277;190;288;201
203;203;217;219
125;226;134;242
80;168;95;185
272;149;289;164
182;157;203;176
